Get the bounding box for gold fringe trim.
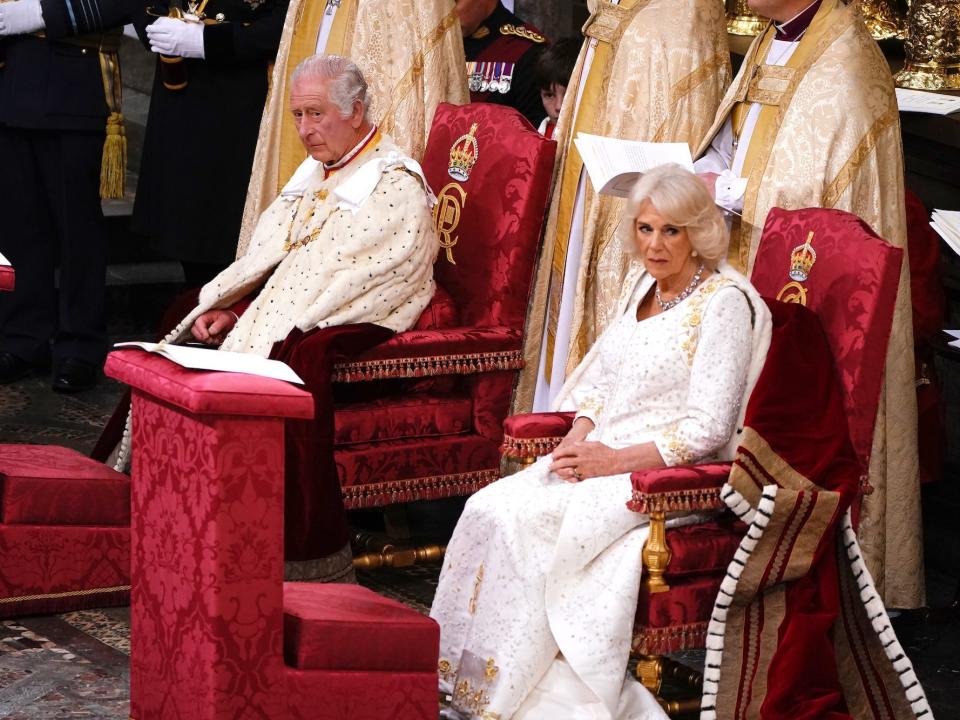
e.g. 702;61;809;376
499;435;564;459
332;349;523;383
342;469;499;509
0;584;130;604
632;620;709;656
627;486;726;514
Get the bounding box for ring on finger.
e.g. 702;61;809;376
573;468;583;481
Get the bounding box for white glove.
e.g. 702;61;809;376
0;0;45;37
146;16;205;59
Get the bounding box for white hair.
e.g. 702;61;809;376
618;164;729;265
290;54;371;120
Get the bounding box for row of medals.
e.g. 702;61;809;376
467;61;515;94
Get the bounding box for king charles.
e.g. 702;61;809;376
118;55;439;582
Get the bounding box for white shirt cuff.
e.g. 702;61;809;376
715;170;748;213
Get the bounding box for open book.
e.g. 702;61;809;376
896;88;960;116
113;342;304;385
573;133;694;198
931;209;960;259
0;250;12;292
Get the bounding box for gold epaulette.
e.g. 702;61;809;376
499;23;545;43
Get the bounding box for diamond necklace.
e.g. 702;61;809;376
655;262;705;311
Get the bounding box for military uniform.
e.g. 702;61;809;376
0;0;130;378
462;1;546;128
131;0;288;283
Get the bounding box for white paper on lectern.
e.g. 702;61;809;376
574;133;694;198
113;342;305;384
896;88;960;116
0;251;9;267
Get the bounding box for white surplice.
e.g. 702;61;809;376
431;266;771;720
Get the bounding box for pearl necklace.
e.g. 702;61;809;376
655;263;705;311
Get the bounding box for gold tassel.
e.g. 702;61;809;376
98;49;126;199
100;112;127;200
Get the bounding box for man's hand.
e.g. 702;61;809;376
147;16;206;59
697;172;719;201
549;440;621;483
191;310;237;345
0;0;45;37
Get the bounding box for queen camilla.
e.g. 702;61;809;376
431;165;772;720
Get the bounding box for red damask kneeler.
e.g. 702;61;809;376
106;350;441;720
106;350;315;720
0;444;129;617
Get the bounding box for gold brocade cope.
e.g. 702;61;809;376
694;0;924;609
894;0;960;91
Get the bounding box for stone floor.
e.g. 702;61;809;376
1;370;959;718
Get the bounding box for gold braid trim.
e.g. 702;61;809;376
627;486;726;514
632;620;709;656
342;469;499;509
0;584;130;605
499;435;564;459
820;105;900;209
332;349;523;383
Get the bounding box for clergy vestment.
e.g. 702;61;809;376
694;0;923;608
514;0;731;414
122;131;439;579
236;0;468;257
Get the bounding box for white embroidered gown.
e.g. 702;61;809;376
430;272;755;720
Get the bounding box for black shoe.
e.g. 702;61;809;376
0;352;33;384
52;358;99;394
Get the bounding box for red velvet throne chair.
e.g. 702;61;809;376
325;102;556;566
501;207;904;714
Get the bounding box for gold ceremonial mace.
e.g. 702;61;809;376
895;0;960;90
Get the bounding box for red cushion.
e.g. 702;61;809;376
633;573;723;655
0;445;130;526
663;517;745;578
334;394;473;445
412;285;458;331
502;411;576;440
283;583;439;672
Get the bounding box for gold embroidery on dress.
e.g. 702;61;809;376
678;275;729;365
450;652;500;717
663;423;694;465
468;563;484;615
438;658;454;683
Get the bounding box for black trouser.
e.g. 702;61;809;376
0;125;107;366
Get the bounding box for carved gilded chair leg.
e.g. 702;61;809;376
635;654;664;695
642;510;672;593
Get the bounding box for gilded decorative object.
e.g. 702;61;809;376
895;0;960;90
726;0;767;36
857;0;906;40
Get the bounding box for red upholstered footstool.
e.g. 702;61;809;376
0;445;130;616
284;583;440;720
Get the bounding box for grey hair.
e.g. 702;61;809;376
290;54;371;120
618;164;729;265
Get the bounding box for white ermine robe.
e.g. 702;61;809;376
431;266;771;720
